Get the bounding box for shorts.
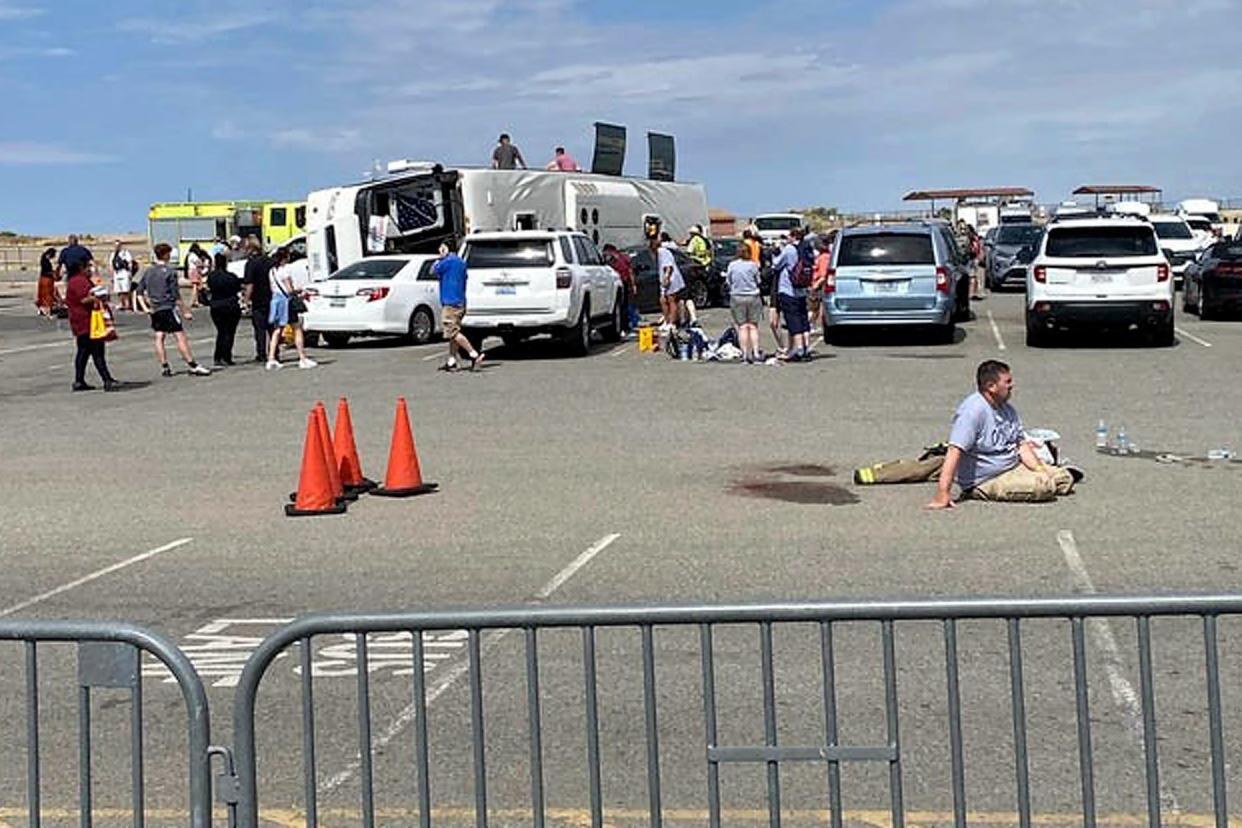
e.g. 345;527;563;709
269;293;294;327
442;305;465;338
661;282;685;299
777;293;810;335
112;272;131;293
150;308;184;334
729;295;763;326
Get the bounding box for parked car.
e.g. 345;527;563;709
624;244;714;314
460;230;623;356
985;223;1043;290
823;222;970;344
1183;240;1242;319
1149;214;1203;284
1024;216;1172;347
301;254;441;347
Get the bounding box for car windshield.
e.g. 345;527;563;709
1152;221;1193;240
715;239;740;256
329;259;408;280
755;216;802;232
464;239;554;268
1187;219;1212;231
1046;227;1158;258
997;226;1042;245
837;233;934;266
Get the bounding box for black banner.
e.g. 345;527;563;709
591;122;627;177
647;132;675;181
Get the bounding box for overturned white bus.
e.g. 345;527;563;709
305;162;709;282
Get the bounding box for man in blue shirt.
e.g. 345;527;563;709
432;242;484;371
926;360;1074;508
772;229;811;360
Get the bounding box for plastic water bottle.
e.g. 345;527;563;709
1095;420;1108;449
1115;426;1129;455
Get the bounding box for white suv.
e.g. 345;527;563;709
1025;216;1173;347
460;230;624;356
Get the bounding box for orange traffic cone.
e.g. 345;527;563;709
314;402;356;502
334;397;376;494
285;411;348;517
371;397;438;497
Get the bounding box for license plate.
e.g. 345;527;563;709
330;298;347;307
873;280;905;293
496;285;517;295
1090;273;1112;284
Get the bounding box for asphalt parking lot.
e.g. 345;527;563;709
2;289;1241;828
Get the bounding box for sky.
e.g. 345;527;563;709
1;0;1241;234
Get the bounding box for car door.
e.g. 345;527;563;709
580;236;613;311
571;236;595;313
414;258;442;330
384;258;425;328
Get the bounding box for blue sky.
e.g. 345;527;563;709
1;0;1241;234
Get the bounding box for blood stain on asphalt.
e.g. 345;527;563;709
729;479;859;506
762;463;836;477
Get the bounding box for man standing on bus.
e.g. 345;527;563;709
491;134;527;170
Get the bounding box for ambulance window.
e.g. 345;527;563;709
295;206;306;228
270;207;287;226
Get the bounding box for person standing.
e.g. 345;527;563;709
135;243;212;377
57;234;93;282
773;229;811;360
602;243;639;333
433;242;484;371
726;243;764;363
242;237;272;362
265;248;317;370
64;266;119;392
206;253;243;367
185;243;208;308
544;146;580;171
36;246;59;318
742;228;762;265
654;235;685;330
491;133;526;170
111;241;134;311
685;224;712;269
809;235;833;334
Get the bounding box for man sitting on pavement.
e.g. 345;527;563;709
926;359;1075;509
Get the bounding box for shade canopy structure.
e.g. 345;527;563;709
904;187;1034;203
1072;185;1163;209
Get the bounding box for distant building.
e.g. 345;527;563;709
708;208;737;238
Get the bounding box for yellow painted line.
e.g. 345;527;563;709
3;807;1235;828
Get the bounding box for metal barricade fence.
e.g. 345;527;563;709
0;620;214;828
229;595;1242;828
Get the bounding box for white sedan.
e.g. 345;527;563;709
301;254;442;347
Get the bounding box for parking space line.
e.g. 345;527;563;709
1057;530;1181;812
0;341;67;357
986;310;1006;351
0;537;194;618
608;343;630;357
1175;327;1212;348
320;532;622;795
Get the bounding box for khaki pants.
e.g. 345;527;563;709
966;464;1074;503
855;455;944;484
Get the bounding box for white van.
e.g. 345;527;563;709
1177;198;1223;236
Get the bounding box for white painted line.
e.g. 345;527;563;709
986;310;1006;351
0;341;66;357
1175;327;1212;348
607;344;630;357
0;537;194;618
320;532;621;795
1056;530;1180;812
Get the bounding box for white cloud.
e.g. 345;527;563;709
0;142;116;165
0;2;43;20
116;11;274;43
271;128;363;152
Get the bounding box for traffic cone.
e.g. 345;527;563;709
314;402;356;502
285;411;348;517
334;397;376;495
371;397;438;497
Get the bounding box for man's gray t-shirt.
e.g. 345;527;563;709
948;391;1023;489
726;259;761;296
657;246;685;295
492;143;523;169
137;264;179;311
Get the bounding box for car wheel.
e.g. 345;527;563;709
1198;289;1213;321
565;299;590;357
304;331;321;348
407;306;435;345
600;292;623;343
938;320;957;345
689;279;710;310
323;332;351;348
954;282;970;322
1024;312;1047;348
1149;317;1175;347
1183;282;1195;313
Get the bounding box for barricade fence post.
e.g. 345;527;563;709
0;621;214;828
228;595;1241;828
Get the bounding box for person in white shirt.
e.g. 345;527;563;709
110;241;134;311
265;247;317;370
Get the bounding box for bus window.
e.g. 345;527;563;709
514;212;537;231
326;225;338;274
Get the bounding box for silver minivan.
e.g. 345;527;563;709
824;223;968;343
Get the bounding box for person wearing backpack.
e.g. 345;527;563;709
773;228;812;361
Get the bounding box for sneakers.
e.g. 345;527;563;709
470;352;486;371
103;381;123;392
298;357;318;369
71;382;95;392
187;363;212;376
161;364;173;377
265;360;282;371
